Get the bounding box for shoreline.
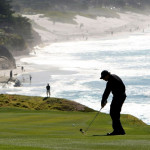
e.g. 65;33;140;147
1;11;150;84
1;11;150;73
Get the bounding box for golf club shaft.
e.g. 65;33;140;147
85;107;102;132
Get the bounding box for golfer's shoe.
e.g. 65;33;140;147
107;131;125;136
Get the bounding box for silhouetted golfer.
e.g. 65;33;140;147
100;70;126;136
46;83;51;97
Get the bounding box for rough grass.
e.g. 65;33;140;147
0;94;94;112
0;94;150;150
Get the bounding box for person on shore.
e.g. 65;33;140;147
29;75;32;84
46;83;51;97
21;66;24;72
100;70;126;136
10;70;13;79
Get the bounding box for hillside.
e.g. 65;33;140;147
0;94;94;112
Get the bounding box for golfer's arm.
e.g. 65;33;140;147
101;85;111;104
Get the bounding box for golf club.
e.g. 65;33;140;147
80;107;102;134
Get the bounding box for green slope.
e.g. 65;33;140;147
0;94;94;112
0;94;149;150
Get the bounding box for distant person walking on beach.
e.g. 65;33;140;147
46;83;51;97
29;75;32;84
10;70;13;79
100;70;126;136
21;66;24;72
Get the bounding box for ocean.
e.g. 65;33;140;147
1;31;150;125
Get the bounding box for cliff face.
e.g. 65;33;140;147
0;46;16;69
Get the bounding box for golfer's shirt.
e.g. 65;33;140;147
102;74;126;103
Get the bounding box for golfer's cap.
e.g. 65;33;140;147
100;70;110;79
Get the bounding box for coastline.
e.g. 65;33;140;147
1;11;150;82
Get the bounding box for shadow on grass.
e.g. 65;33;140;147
43;97;48;101
92;134;107;136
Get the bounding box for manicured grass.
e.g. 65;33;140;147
0;108;150;150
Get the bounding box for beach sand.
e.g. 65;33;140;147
1;11;150;83
24;12;150;43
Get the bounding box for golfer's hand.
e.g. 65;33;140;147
101;101;107;108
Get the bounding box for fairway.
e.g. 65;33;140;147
0;108;150;150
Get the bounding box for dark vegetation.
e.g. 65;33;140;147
12;0;150;12
10;0;150;25
0;0;41;69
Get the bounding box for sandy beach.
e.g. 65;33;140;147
24;12;150;43
1;11;150;83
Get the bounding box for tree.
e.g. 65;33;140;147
0;0;14;18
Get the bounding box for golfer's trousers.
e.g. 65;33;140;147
110;95;126;133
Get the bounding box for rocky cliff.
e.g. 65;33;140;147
0;46;16;69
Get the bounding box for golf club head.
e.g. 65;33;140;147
80;129;85;134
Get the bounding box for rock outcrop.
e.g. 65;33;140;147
0;45;16;69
